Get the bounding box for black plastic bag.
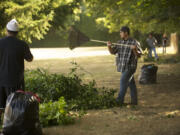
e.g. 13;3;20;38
138;64;158;84
2;91;43;135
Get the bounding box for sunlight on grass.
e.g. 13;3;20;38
159;110;180;117
31;47;110;60
30;46;177;60
156;46;177;54
26;53;180;135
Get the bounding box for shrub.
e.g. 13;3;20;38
39;97;75;127
25;63;117;127
25;67;117;110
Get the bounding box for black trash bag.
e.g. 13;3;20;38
2;91;43;135
138;64;158;84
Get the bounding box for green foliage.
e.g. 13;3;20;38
25;63;117;127
85;0;180;34
39;97;75;127
74;12;120;46
140;49;156;62
127;115;138;121
1;0;180;48
156;55;180;64
31;12;120;48
25;64;117;110
0;0;82;43
140;51;180;64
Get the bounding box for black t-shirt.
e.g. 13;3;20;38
0;36;33;87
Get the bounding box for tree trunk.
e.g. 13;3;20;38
170;33;179;54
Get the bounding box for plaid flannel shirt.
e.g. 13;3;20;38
111;38;140;72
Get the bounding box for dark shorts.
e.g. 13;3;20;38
0;87;22;109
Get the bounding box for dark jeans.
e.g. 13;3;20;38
162;46;166;54
117;69;138;104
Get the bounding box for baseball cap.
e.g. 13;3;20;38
120;26;130;34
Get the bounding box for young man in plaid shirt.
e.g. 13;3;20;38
107;26;141;105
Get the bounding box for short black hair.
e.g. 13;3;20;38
7;30;18;35
149;33;153;36
120;26;130;35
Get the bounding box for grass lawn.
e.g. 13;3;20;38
25;54;180;135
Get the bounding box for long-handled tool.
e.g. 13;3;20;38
68;26;143;56
90;39;130;47
68;26;130;49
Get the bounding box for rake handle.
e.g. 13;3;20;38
91;39;143;57
90;39;130;47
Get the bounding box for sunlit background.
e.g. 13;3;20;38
31;46;177;60
31;47;110;60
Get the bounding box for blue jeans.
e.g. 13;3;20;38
149;47;158;59
117;69;137;104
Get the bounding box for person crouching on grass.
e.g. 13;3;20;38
0;19;33;123
107;26;142;106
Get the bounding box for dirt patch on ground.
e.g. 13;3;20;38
43;63;180;135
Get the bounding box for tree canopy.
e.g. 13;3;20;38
1;0;180;44
0;0;82;42
85;0;180;34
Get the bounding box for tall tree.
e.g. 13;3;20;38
85;0;180;34
0;0;82;42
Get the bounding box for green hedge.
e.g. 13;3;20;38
25;68;117;110
25;66;118;127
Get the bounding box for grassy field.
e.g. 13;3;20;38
25;55;180;135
